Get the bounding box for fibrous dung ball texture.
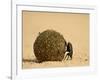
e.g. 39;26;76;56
33;30;65;62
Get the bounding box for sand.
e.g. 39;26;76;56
22;53;89;69
22;11;89;69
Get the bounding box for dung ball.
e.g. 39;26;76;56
33;29;65;62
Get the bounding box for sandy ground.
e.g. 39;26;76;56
22;11;89;69
22;53;89;69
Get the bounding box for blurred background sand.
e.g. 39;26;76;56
22;11;89;69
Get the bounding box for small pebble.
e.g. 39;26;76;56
85;59;88;61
